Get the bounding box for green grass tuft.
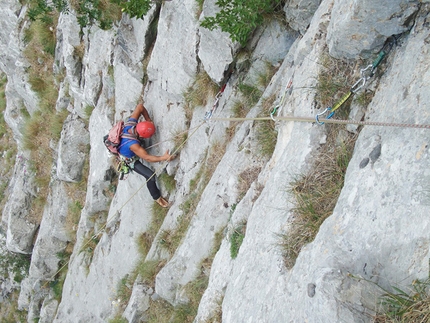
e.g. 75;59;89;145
254;93;278;157
230;222;246;259
184;70;219;109
136;260;165;286
315;52;356;117
158;172;177;195
238;83;262;108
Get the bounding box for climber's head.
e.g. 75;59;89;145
136;121;155;138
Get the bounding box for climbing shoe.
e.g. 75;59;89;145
155;197;169;208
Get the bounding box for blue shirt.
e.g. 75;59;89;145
118;118;140;158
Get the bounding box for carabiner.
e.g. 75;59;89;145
315;107;335;125
204;91;223;121
360;63;377;81
204;110;213;121
350;77;366;93
360;64;374;76
270;105;279;121
271;77;294;121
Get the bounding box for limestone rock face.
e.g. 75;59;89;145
0;0;38;139
0;0;429;322
57;114;90;183
2;155;37;254
284;0;322;35
146;0;199;98
18;180;70;321
55;14;84;109
327;0;420;58
198;0;236;83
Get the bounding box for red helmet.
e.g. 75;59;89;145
136;121;155;138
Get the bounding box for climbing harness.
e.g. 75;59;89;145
270;75;293;121
116;155;139;180
204;67;234;121
315;35;398;125
117;159;130;180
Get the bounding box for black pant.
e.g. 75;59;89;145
131;160;161;200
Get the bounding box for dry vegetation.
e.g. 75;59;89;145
0;73;17;211
279;50;359;269
22;13;69;223
184;69;219;109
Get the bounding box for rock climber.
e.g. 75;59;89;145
118;102;175;208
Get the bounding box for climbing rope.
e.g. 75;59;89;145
315;35;399;124
213;115;430;129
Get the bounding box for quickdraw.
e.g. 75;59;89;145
204;66;234;121
315;35;398;125
270;75;293;121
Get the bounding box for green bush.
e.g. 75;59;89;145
28;0;122;31
200;0;284;46
27;0;155;30
115;0;152;19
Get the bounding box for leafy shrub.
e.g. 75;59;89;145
28;0;158;31
28;0;122;31
200;0;284;46
114;0;152;19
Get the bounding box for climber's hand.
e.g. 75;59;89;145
163;150;177;161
